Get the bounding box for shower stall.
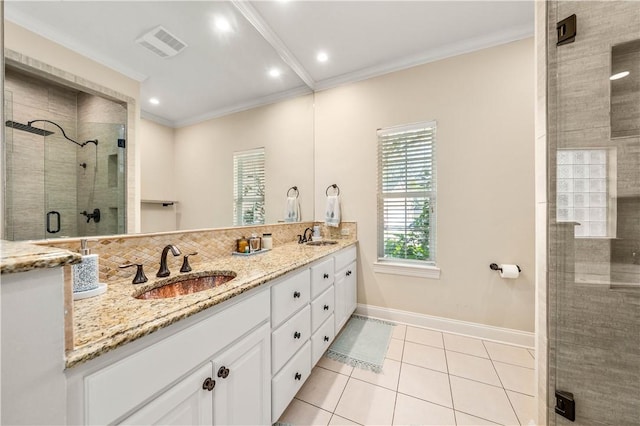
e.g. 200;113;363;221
3;67;126;240
547;1;639;425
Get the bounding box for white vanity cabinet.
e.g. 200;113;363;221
66;244;357;426
120;323;270;426
75;289;271;426
334;246;357;334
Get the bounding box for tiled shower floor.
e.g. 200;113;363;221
278;323;537;425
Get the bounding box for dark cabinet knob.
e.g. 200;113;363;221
294;331;301;339
293;291;301;298
295;372;302;380
323;304;329;310
346;270;352;276
324;336;329;342
323;273;329;279
217;366;230;379
202;377;215;391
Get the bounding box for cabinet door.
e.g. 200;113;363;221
213;323;270;426
119;363;213;425
344;261;357;316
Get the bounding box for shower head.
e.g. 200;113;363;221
5;120;54;136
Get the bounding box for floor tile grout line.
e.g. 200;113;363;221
394;389;455;411
442;344;458;425
454;408;503;426
492;358;536;370
444;347;491;360
483;340;523;426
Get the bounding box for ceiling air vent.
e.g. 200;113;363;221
136;26;187;58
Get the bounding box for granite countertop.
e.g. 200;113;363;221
68;239;357;368
0;240;81;274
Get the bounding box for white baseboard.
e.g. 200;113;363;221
355;304;534;348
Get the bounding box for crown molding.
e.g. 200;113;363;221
315;25;534;92
146;86;313;129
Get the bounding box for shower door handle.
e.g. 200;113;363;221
46;211;61;233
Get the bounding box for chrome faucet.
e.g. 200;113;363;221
157;245;181;277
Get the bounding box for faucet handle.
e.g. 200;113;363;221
119;263;148;285
180;252;198;273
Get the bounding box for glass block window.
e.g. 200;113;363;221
377;121;436;263
556;149;611;237
233;148;265;226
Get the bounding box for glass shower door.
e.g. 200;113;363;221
550;1;640;425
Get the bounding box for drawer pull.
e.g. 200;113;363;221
217;366;230;379
293;331;301;339
323;304;329;310
323;273;329;279
346;270;352;276
324;336;330;342
295;372;302;381
293;291;301;299
202;377;216;391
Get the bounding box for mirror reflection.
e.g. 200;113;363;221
4;67;127;240
3;2;315;240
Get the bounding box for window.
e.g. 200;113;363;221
233;148;265;226
377;121;436;265
556;148;616;238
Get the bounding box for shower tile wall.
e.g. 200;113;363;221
76;93;127;237
547;2;640;425
4;68;78;240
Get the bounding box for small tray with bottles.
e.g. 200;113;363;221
231;249;271;257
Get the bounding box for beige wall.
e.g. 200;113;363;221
173;94;314;229
139;119;177;233
314;38;535;332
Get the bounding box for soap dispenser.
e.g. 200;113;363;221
72;239;100;294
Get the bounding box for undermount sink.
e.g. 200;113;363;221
135;271;237;300
306;240;338;246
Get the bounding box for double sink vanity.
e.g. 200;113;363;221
0;222;357;425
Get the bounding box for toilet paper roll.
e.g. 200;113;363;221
499;264;520;279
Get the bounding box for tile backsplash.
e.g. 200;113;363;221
41;222;356;283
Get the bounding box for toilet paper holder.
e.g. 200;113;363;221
490;263;521;273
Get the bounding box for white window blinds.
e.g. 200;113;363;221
377;121;436;263
233;148;265;226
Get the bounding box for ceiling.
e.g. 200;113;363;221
4;1;534;128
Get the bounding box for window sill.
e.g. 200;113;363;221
373;261;441;279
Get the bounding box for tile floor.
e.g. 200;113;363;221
278;323;537;426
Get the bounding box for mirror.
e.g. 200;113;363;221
2;4;315;240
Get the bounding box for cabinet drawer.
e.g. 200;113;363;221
271;269;310;328
272;342;311;423
311;286;334;333
311;315;335;366
271;305;311;374
310;257;334;298
334;246;357;271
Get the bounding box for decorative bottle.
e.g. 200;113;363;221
72;239;99;293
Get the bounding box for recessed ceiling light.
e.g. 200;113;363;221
610;71;630;80
317;52;329;63
149;98;160;105
214;16;232;33
269;68;281;78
